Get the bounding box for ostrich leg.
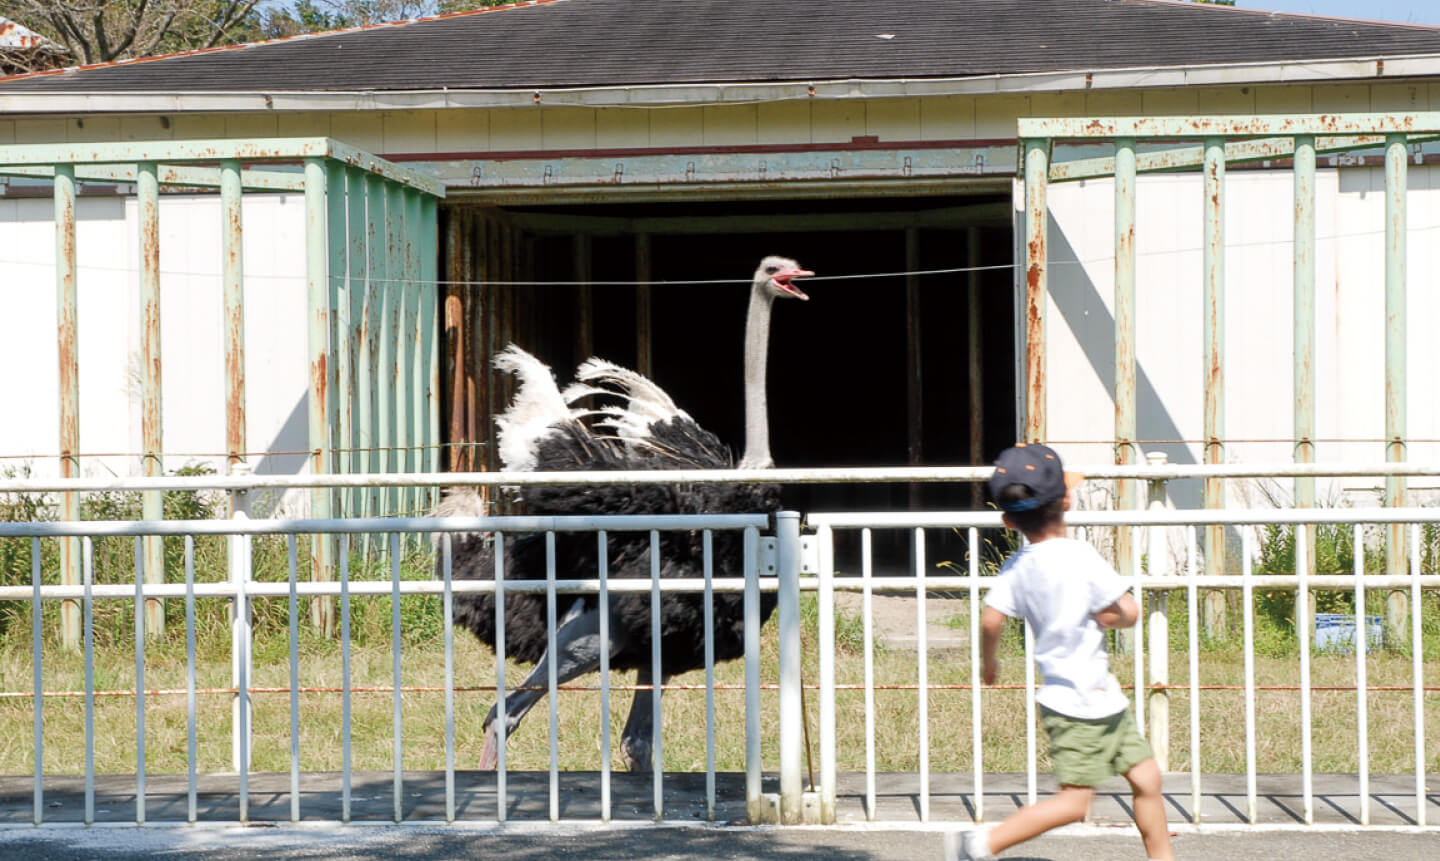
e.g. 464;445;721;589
619;667;672;773
478;597;631;769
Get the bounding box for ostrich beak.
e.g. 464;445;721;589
771;267;814;301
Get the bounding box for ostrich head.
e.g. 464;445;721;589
753;255;813;301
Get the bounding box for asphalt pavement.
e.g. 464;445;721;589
1;821;1437;860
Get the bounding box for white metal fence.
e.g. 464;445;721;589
807;506;1438;829
0;464;1437;831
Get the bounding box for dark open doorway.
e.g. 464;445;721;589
441;194;1015;570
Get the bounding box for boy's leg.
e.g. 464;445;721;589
983;785;1094;854
1122;757;1174;861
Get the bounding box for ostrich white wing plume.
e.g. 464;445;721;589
492;345;577;472
572;357;688;445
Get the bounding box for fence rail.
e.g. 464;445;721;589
0;496;1436;830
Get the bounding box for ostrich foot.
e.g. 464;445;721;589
479;725;501;770
620;737;653;773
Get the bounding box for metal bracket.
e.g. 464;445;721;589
756;534;821;576
799;535;820;575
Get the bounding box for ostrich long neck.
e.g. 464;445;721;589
739;285;774;469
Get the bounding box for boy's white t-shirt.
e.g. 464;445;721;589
985;537;1130;720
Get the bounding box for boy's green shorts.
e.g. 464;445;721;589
1040;705;1153;787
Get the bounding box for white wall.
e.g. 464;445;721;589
0;191;311;511
1031;165;1440;504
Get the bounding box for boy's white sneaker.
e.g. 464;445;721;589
942;829;996;861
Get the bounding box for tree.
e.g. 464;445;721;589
3;1;510;71
5;1;263;67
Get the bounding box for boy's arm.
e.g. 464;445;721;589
1093;592;1139;629
980;606;1006;685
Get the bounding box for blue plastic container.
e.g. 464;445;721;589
1313;613;1383;653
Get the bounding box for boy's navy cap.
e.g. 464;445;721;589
988;443;1083;512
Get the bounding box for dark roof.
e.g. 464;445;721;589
4;0;1440;93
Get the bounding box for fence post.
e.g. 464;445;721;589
1145;452;1172;771
229;478;253;785
775;511;803;825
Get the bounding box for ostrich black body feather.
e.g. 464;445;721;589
444;413;779;676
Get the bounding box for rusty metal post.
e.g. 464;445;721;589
391;185;412;519
1384;134;1409;643
405;188;425;519
1115;138;1138;608
905;227;923;510
345;167;367;518
364;174;385;522
966;226;984;509
1202;138;1228;637
221;160;246;475
1293;136;1317;592
326;162;350;523
137;161;165;638
444;211;467;473
421;194;440;508
304;157;335;637
635;232;653;378
54;164;81;650
377;181;400;518
1023;139;1048;443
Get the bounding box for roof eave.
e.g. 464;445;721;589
0;52;1433;115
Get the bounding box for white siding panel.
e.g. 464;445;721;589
865;97;920;140
382;110;438;153
975;94;1028;139
1312;84;1370;113
329;112;384;152
810;100;866;144
541;107;598;149
277;112;332;138
756;101;811;145
594;107;649;148
225;114;279;139
68;117;121;143
437;108;491;151
489;107;544;151
1041;166;1440;493
919;95;976;141
702;104;758;146
0;193;311;509
649;107;703;147
13;118;66;144
1254;85;1313;114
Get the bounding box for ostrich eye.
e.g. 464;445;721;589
764;266;779;274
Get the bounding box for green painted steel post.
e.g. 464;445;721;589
1384;135;1409;640
1293;136;1317;590
1202;137;1227;636
375;181;396;518
304;157;335;637
138;161;165;639
421;195;439;508
54;164;81;650
364;174;385;523
1114;138;1138;655
1023;139;1048;443
221;160;246;474
387;181;408;520
405;188;425;520
346;168;367;518
327;161;350;524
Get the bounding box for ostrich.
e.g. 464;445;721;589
435;255;812;772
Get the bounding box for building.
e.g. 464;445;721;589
1;0;1437;524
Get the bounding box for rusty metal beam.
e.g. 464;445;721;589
1203;139;1226;585
54;164;81;650
1023;139;1048;443
221;160;246;472
1018;113;1440;139
304;157;335;636
137;160;164;638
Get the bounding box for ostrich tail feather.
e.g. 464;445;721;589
493;345;571;472
574;357;687;443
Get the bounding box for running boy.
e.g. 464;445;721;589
944;443;1174;861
